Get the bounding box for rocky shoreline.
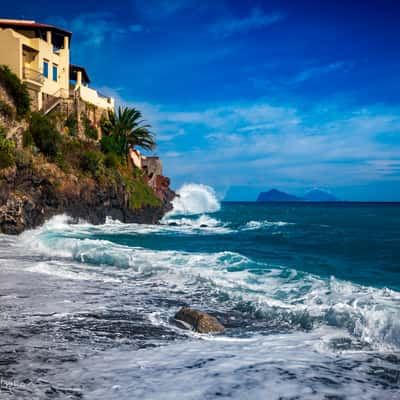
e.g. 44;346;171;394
0;162;175;235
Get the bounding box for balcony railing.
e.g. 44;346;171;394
23;67;44;85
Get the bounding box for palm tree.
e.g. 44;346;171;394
104;106;156;157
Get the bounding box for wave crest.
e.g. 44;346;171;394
168;184;220;216
15;215;400;352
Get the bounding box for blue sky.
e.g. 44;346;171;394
4;0;400;200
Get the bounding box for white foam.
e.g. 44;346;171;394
64;326;399;400
242;220;294;231
168;183;221;216
11;215;400;352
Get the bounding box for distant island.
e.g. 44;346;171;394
257;189;340;202
257;189;304;202
303;189;339;202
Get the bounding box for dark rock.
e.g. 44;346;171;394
200;224;208;228
0;165;175;235
174;307;225;333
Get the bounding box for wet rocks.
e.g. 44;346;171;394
174;307;225;333
0;164;175;234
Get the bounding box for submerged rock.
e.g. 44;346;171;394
174;307;225;333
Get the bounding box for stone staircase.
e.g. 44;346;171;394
42;89;69;115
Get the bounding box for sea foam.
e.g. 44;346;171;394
15;215;400;352
167;183;221;216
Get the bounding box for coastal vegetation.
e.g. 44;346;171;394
0;65;30;119
0;66;165;224
0;126;15;169
101;106;156;161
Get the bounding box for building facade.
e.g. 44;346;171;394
0;19;114;136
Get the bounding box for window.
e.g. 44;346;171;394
43;60;49;78
52;64;58;82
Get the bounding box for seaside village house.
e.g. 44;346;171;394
0;18;165;194
0;18;114;138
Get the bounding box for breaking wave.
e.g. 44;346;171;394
15;215;400;352
168;183;221;216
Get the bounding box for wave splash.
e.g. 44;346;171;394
15;215;400;352
168;183;220;216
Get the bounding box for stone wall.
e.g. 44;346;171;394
26;87;39;112
80;100;108;139
142;157;162;178
43;95;108;140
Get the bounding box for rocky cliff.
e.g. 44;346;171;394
0;67;175;235
0;159;175;234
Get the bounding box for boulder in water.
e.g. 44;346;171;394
174;307;225;333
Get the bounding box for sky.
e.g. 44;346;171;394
3;0;400;200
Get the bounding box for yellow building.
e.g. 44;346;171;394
0;18;114;114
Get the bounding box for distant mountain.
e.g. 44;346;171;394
257;189;304;202
256;188;340;202
304;189;339;202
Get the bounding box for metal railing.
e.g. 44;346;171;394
23;67;44;84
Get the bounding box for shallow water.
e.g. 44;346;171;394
0;184;399;399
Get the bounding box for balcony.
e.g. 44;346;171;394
77;86;114;110
23;67;44;86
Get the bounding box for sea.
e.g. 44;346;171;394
0;183;399;399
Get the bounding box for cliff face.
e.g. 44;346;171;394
0;161;175;235
0;68;175;235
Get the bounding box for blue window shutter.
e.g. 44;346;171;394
52;65;58;81
43;61;48;78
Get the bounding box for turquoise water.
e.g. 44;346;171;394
103;201;400;291
1;184;400;399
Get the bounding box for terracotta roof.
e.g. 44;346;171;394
0;19;72;39
70;64;91;84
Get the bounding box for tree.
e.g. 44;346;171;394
103;107;156;157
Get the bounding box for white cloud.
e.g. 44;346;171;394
208;8;284;38
48;12;144;48
291;61;353;84
95;87;400;194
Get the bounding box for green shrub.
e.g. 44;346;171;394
22;130;34;148
81;114;98;140
127;179;161;209
0;131;15;169
100;114;112;136
85;125;98;140
65;115;78;137
100;135;121;154
55;151;69;173
0;100;14;119
104;153;120;169
15;149;32;168
0;65;30;119
29;112;62;157
80;150;103;177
